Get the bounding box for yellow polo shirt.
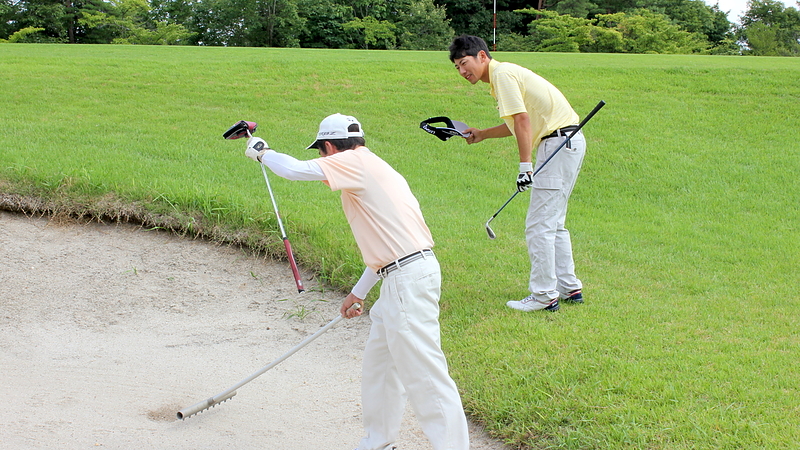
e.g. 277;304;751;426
315;147;434;271
488;59;579;148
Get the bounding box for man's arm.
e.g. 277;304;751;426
510;112;537;192
464;123;512;144
511;112;533;164
245;137;326;181
260;151;326;181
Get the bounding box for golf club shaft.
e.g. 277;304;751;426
532;100;605;177
260;164;305;293
487;191;519;224
486;100;606;229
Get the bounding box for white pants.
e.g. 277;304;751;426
526;131;586;302
358;255;469;450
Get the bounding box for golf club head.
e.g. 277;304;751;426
485;221;497;240
223;120;258;140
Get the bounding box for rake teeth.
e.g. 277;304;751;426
180;397;232;420
177;390;238;420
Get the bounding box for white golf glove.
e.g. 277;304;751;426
245;137;270;162
516;162;533;192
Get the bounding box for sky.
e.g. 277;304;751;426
706;0;798;23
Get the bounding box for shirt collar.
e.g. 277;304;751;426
488;59;500;95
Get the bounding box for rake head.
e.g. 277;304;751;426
177;390;237;420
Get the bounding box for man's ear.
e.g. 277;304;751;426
321;141;336;156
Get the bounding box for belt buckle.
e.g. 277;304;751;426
378;249;429;278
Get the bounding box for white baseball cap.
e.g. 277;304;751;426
307;113;364;149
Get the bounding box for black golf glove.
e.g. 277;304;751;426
516;162;533;192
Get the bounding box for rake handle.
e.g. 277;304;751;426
177;303;360;420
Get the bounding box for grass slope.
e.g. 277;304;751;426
1;44;799;449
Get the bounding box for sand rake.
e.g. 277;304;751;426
177;303;361;420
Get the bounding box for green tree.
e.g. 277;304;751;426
190;0;303;47
0;26;48;42
554;0;597;18
78;0;147;38
149;0;194;25
72;0;126;43
520;8;596;52
744;21;783;54
77;0;192;44
189;0;248;46
12;0;68;41
396;0;454;50
112;20;194;43
596;9;709;53
737;0;800;55
433;0;494;38
256;0;305;47
516;8;708;53
1;0;17;39
296;0;355;48
342;15;396;48
666;0;733;45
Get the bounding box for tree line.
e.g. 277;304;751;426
2;0;799;55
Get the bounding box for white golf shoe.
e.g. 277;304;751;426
506;294;560;312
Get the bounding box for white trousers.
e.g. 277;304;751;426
358;255;469;450
526;131;586;302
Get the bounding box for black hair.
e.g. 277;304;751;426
326;136;366;151
449;35;492;62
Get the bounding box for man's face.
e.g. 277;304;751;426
453;52;488;84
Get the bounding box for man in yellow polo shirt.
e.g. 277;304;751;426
244;113;469;450
448;35;586;312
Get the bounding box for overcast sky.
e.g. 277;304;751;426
705;0;798;23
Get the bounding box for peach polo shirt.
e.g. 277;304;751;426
315;147;434;271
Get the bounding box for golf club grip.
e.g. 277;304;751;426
579;100;606;130
284;238;305;293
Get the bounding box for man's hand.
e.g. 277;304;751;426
341;293;364;319
516;162;533;192
245;137;270;162
464;128;484;144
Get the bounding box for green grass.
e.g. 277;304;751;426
2;44;799;449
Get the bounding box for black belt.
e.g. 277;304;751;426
542;125;580;140
377;249;434;278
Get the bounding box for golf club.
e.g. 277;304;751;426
224;121;305;293
222;120;258;140
485;100;606;239
177;302;362;420
258;159;305;293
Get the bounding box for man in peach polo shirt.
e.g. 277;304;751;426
244;113;469;450
448;35;587;313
